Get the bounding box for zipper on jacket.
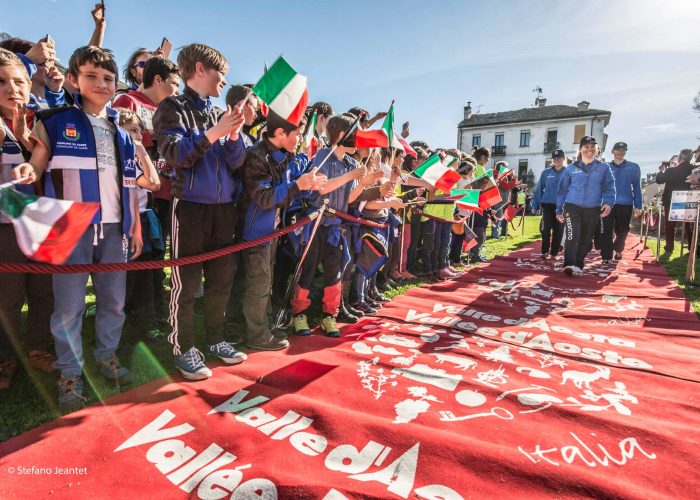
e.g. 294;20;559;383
216;155;222;203
248;205;258;230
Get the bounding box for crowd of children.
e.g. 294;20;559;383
0;15;525;410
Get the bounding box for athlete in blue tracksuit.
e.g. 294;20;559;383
532;149;567;258
556;136;616;274
599;142;642;262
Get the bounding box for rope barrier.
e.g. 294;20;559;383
0;213;318;274
0;207;400;274
327;208;390;229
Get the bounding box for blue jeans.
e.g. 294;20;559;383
52;223;127;377
436;222;452;270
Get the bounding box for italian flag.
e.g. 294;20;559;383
301;110;319;158
0;188;99;265
451;189;483;214
253;56;308;126
398;138;417;158
497;164;514;180
478;170;503;209
413;153;462;192
381;101;404;151
354;128;389;148
462;224;478;252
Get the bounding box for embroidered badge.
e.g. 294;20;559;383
63;123;80;141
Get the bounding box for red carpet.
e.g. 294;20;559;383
1;239;699;499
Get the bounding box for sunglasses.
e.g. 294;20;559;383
132;61;147;69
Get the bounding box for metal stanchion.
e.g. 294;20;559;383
656;205;663;261
644;206;651;248
685;207;699;284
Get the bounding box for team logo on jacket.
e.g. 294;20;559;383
62;123;80;141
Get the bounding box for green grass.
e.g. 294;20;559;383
645;235;700;317
0;216;539;441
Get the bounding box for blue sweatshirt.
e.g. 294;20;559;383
531;166;565;210
609;160;642;209
556;159;616;214
153;86;245;204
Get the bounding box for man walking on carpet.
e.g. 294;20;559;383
599;142;642;263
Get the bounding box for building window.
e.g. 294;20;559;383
520;130;530;147
546;129;558;144
518;160;528;179
472;134;481;147
494;133;504;147
573;124;586;144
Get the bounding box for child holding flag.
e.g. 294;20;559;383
13;46;143;409
290;113;370;337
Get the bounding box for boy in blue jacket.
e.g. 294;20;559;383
599;142;642;262
153;43;247;380
14;46;143;410
556;136;616;275
531;149;566;259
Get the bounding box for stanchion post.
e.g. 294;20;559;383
685;206;699;284
644;205;651;248
656;205;662;261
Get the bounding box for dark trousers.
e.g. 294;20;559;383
600;204;634;260
407;213;422;270
290;225;343;316
420;220;436;273
168;200;236;355
563;203;600;269
469;225;487;258
242;240;276;344
153;198;172;311
0;225;54;362
450;230;465;262
435;222;452;270
540;203;564;257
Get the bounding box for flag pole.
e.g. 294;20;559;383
273;201;328;331
0;178;30;190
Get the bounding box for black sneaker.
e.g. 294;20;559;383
247;336;289;351
614;252;622;260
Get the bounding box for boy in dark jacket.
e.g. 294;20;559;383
153;43;246;380
239;111;327;350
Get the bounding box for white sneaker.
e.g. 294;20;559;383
572;266;583;276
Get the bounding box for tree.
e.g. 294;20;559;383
693;91;700;115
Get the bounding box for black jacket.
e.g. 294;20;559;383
656;160;695;207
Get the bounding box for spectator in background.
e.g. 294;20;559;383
123;48;152;91
655;148;695;253
0;37;67;110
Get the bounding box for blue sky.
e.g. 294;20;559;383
3;0;699;173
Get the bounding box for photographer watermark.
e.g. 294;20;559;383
6;465;89;475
